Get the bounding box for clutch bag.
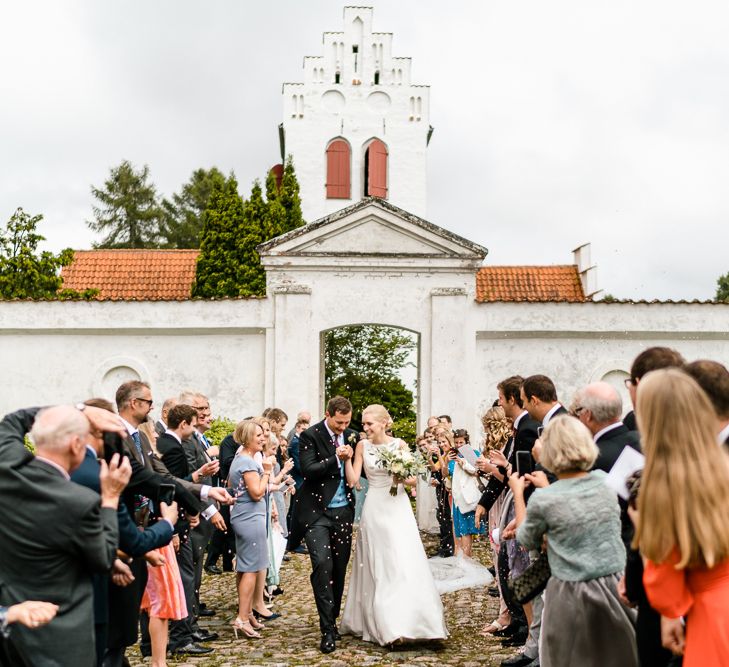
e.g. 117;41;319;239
509;551;551;604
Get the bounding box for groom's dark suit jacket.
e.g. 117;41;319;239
287;420;358;549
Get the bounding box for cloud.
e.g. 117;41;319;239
1;0;728;300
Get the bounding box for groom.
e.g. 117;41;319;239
287;396;358;654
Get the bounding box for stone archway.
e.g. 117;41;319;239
320;323;419;441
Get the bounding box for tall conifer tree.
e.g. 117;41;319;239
279;156;305;232
191;175;244;298
236;180;269;297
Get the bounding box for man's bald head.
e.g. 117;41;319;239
573;382;623;434
30;406;89;472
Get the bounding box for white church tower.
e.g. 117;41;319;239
280;6;432;222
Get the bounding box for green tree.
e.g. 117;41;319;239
0;208;96;300
265;157;305;238
279;156;305;233
236;180;269;296
160;167;226;248
191;174;245;298
87;160;164;248
324;325;418;442
717;272;729;301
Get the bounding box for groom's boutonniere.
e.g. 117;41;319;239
347;433;358;446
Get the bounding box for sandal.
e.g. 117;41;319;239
479;620;508;637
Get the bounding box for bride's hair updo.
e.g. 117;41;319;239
362;404;393;429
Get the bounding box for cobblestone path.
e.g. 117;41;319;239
128;532;518;667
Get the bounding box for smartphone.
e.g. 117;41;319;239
157;483;176;506
102;431;126;462
516;451;533;477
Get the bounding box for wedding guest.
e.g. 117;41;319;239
415;435;440;534
263;432;294;597
266;408;288;439
635;369;729;666
155;398;178;437
0;598;58;665
229;421;274;639
511;416;638;667
249;417;280;621
432;428;455;558
571;382;641;550
477;406;513;637
448;429;486;558
0;405;129;667
622;347;685;431
684;359;729;446
140;534;188;667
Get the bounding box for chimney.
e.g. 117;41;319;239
572;243;600;299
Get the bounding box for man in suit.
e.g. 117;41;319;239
684;359;729;446
178;392;225;627
109;381;230;663
70;398;176;667
475;377;539;667
0;404;129;667
623;347;685;431
287;396;357;654
521;374;567;427
498;374;565;667
571;382;641;473
571;381;641;551
155;403;219;653
155;397;178;436
476;375;540;515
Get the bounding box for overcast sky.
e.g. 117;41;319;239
2;0;728;300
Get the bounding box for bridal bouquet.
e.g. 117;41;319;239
373;444;428;496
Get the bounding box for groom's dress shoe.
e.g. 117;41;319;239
333;628;342;641
320;632;336;654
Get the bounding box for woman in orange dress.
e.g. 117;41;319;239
633;368;729;667
141;540;187;667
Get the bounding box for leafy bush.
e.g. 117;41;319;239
206;416;237;447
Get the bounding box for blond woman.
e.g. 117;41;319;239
510;416;637;667
635;369;729;666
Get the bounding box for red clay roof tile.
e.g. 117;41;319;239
61;249;198;300
475;265;586;303
62;251;586;303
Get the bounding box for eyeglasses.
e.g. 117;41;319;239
134;397;153;406
623;378;635;388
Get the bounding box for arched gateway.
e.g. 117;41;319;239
256;197;487;431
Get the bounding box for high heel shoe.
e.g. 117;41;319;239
231;617;261;639
248;614;265;630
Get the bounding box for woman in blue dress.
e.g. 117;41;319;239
448;429;486;558
228;420;274;639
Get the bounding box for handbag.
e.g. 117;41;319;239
508;551;551;604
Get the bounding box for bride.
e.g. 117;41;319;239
340;404;448;645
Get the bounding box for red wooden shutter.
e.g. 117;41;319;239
367;139;388;198
269;163;283;191
326;140;351;199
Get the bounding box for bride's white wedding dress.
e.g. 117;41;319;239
340;439;448;645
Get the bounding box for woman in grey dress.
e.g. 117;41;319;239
510;415;638;667
228;420;274;639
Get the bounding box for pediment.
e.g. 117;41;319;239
258;198;487;261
